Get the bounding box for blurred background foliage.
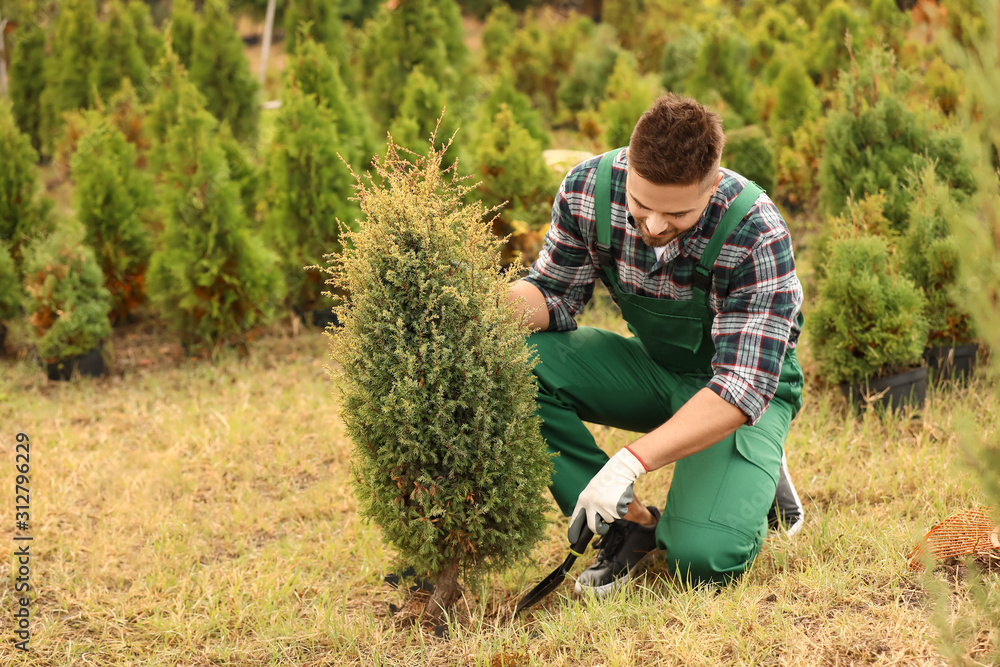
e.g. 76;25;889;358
0;0;989;366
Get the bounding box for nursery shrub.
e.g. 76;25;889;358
23;221;113;363
325;137;551;624
71;118;153;322
146;85;283;356
189;0;260;143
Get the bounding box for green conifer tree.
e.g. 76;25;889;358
262;81;358;314
286;28;374;168
147;42;208;176
71;118;153;322
769;56;821;146
900;164;974;345
819;48;976;233
169;0;197;71
283;0;350;87
808;1;866;85
189;0;260;143
360;0;468;129
146;85;283;355
126;0;166;71
0;242;23;326
599;54;661;149
810;232;928;385
218;121;261;223
473;105;555;266
481;3;517;70
325;138;551;624
686;17;755;125
723;125;776;194
388;67;460;170
8;2;47;153
39;0;100;155
93;0;149;103
556;24;624;121
23;220;114;363
0;101;48;270
475;65;549;149
660;25;702;94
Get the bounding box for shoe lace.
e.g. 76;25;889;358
591;521;628;566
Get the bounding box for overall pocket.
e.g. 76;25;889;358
708;427;782;538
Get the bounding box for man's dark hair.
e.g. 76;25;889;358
628;93;726;189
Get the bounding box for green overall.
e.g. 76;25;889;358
529;150;804;585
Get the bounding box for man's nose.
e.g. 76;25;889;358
646;213;671;236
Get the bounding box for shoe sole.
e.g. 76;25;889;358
573;548;659;598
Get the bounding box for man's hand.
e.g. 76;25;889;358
568;448;648;543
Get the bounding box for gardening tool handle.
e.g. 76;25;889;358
569;526;593;558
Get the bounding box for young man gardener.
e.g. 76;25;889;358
508;93;805;595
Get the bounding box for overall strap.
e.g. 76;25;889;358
594;148;623;287
691;181;764;305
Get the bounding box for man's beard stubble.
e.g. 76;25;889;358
635;218;677;248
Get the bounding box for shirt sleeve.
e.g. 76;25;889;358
706;216;802;425
522;172;599;332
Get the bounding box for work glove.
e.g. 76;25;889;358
568;447;648;543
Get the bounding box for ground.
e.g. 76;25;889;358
1;292;998;665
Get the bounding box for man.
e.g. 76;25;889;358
508;93;805;595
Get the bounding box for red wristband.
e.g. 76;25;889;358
625;446;650;472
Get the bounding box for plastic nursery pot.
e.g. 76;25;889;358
924;343;979;385
46;346;107;381
839;365;929;415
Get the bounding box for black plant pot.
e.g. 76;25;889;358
924;343;978;385
839;365;929;414
46;346;107;381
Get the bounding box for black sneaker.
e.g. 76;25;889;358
574;505;661;597
767;453;804;537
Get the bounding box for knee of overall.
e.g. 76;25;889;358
656;518;763;587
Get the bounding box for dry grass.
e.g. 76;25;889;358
0;298;997;665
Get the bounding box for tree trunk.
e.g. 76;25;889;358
424;557;462;627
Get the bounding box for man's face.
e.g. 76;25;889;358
624;167;723;248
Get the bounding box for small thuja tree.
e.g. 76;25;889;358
286;28;374;169
387;68;460;170
169;0;197;71
23;221;113;364
819;46;976;234
126;0;165;71
472;104;555;266
596;53;660;149
38;0;100;155
262;79;358;315
189;0;260;143
900;162;974;346
931;2;1000;659
0;243;24;336
723;125;776;194
809;226;928;386
359;0;468;129
8;0;48;153
325;138;551;623
146;85;283;356
92;0;149;103
71;117;153;322
0;100;49;270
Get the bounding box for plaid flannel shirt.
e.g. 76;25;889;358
524;148;803;425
